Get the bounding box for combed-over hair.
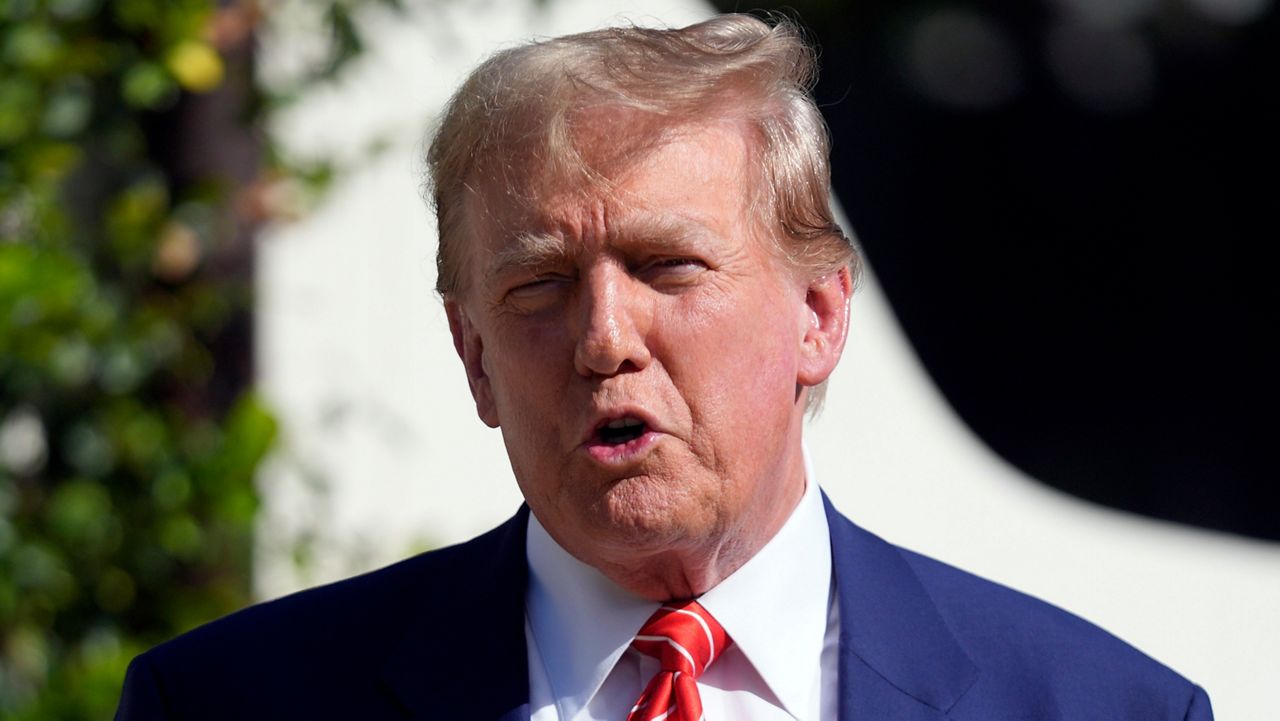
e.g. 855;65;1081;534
426;13;860;300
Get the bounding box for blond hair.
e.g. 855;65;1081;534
426;13;859;298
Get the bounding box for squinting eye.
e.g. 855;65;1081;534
506;275;571;304
640;257;706;282
509;279;552;297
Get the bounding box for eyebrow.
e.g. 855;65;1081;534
619;215;707;246
486;232;573;280
484;215;712;280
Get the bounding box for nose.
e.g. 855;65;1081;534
573;265;652;377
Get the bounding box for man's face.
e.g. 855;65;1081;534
447;118;848;588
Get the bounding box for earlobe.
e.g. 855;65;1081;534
445;299;501;428
796;266;853;387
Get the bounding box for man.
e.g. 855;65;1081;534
116;14;1212;721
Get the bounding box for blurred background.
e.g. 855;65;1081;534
0;0;1275;719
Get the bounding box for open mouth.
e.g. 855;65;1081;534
596;417;647;445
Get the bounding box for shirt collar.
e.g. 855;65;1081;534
525;457;832;720
698;468;833;718
526;512;654;721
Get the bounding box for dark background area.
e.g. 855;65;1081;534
715;0;1277;539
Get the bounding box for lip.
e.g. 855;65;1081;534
579;406;665;466
583;429;662;465
580;406;664;445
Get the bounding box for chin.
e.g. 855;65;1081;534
583;476;719;548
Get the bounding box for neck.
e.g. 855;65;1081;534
591;471;807;601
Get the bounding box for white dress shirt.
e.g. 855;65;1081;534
525;473;839;721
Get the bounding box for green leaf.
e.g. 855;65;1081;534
0;76;40;146
3;22;64;71
45;479;116;550
120;62;177;109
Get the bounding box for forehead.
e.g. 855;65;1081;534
463;117;765;261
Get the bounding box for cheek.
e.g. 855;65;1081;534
486;323;572;426
661;286;802;414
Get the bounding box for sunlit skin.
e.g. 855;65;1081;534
446;116;852;601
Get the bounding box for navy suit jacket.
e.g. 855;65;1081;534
116;497;1213;720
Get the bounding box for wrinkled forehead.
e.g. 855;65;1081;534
464;106;762;235
473;106;675;207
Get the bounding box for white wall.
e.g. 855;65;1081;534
255;1;1280;718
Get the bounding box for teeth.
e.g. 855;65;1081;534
605;418;643;429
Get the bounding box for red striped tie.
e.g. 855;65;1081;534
626;600;732;721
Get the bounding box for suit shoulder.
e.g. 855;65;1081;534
123;517;523;719
896;547;1207;719
148;529;481;665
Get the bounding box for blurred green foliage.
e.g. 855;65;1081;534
0;0;275;715
0;0;419;717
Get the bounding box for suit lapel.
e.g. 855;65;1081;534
381;506;533;721
824;494;979;721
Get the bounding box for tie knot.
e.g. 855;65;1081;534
630;600;731;678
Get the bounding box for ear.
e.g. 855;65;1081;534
796;266;853;387
445;299;500;428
